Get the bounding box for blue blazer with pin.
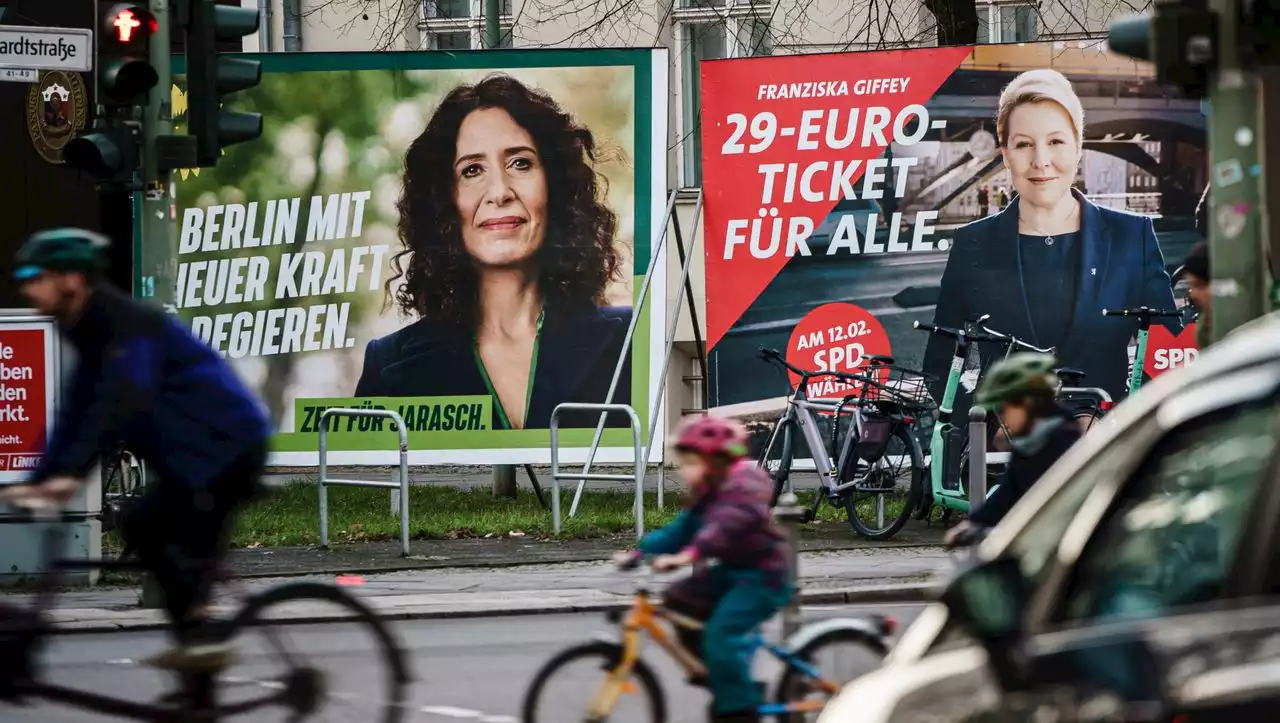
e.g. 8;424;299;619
922;189;1181;403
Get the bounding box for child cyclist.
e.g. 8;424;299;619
613;415;794;723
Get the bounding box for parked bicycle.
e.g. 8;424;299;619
755;348;929;540
911;315;1107;522
1103;306;1187;399
0;506;412;722
521;560;893;723
100;442;146;535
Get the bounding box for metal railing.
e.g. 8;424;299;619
318;408;410;556
549;403;644;538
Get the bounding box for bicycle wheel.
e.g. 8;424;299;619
522;641;665;723
1074;409;1104;435
841;424;922;540
219;581;411;722
763;419;796;507
772;627;887;723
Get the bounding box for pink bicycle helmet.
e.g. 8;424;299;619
673;415;750;459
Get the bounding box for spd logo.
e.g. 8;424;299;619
1144;324;1198;380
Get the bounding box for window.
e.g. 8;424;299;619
977;3;1038;44
425;0;472;18
420;0;514;49
427;30;471;50
1060;398;1279;626
676;2;773;188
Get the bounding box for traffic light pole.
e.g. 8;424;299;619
141;0;175;308
1206;0;1271;343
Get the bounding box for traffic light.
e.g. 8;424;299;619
63;2;159;182
184;0;263;167
98;2;160;106
1108;3;1217;96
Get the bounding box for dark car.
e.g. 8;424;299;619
818;311;1280;722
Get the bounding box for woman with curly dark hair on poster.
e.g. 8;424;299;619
354;73;634;431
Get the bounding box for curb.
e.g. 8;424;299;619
85;542;949;583
46;583;939;635
70;537;947;583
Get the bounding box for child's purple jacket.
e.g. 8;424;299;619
637;460;793;587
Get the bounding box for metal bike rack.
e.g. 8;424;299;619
549;403;645;538
318;408;410;556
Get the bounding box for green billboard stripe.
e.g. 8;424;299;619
296;396;493;435
156;54;664;459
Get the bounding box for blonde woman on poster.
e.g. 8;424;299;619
923;68;1180;404
354;74;633;430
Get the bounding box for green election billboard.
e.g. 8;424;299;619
147;49;670;466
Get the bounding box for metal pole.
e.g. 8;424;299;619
550;412;562;534
1205;0;1269;344
397;417;410;557
968;407;987;507
643;190;705;510
569;189;679;517
628;405;645;538
773;492;804;639
318;413;329;549
483;0;501;48
142;0;175;308
670;194;709;410
1257;66;1280;312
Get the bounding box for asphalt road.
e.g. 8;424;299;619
7;603;925;723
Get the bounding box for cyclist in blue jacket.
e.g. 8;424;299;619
0;228;272;672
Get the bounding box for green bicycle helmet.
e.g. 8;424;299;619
14;227;111;281
974;352;1059;411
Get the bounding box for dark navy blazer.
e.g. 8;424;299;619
922;190;1181;403
354;305;634;430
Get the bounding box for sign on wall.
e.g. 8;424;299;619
0;314;59;484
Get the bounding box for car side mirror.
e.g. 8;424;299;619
939;555;1032;691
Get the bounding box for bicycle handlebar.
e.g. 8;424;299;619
1102;306;1183;319
969;321;1054;354
757;347;894;391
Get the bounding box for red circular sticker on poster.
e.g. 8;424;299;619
786;302;892;399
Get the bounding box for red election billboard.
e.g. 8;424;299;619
699;41;1206;410
0;317;59;483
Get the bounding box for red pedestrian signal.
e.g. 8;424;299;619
103;4;157;45
113;9;141;43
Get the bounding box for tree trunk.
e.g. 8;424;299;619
925;0;980;46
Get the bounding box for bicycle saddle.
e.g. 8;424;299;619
865;354;895;365
1054;366;1086;383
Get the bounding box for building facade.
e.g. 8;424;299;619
239;0;1138;432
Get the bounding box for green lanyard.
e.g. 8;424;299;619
473;309;544;430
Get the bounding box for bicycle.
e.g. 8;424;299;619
0;505;412;721
100;442;146;535
755;348;928;540
911;314;1107;522
1102;306;1187;399
520;561;893;723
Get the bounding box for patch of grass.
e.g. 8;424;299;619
228;481;688;547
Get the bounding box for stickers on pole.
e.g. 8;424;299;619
786;302;891;399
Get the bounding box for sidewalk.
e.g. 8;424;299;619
13;548;955;634
220;522;949;577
